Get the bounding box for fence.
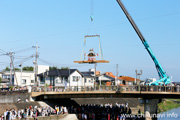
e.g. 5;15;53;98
0;90;28;95
31;85;180;93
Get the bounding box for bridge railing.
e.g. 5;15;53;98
31;85;180;93
0;90;28;95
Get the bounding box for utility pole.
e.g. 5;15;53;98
33;43;39;87
10;52;14;85
19;64;23;86
94;63;97;89
6;52;15;85
6;52;18;86
116;64;118;86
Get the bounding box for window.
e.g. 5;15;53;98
56;77;61;84
22;79;26;84
91;78;93;83
31;80;34;83
40;77;45;84
73;76;80;82
85;78;87;83
128;82;133;86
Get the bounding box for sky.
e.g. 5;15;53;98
0;0;179;81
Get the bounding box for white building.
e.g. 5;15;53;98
81;69;95;87
38;69;83;87
1;65;49;87
38;69;95;88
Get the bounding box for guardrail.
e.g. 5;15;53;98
31;85;180;93
0;90;28;95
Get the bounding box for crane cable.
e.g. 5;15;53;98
80;0;104;61
90;0;94;21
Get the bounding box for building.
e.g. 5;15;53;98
0;65;49;87
37;69;84;88
81;69;95;87
118;76;140;86
96;72;140;86
97;72;116;85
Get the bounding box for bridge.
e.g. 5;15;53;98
30;85;180;120
31;85;180;99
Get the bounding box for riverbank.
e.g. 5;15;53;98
158;99;180;113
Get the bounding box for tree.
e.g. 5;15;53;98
23;66;34;71
14;68;20;71
49;66;58;70
61;67;69;70
3;67;10;71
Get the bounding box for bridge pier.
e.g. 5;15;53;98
139;99;161;120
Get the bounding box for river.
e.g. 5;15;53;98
158;107;180;120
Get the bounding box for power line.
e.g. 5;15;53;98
14;47;34;54
14;54;35;65
0;49;7;54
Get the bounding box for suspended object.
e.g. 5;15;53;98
74;35;109;64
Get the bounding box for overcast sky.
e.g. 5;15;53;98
0;0;179;81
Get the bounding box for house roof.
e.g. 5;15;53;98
81;71;94;78
96;72;116;81
96;71;101;75
118;76;140;82
105;72;116;79
38;69;83;77
97;72;139;82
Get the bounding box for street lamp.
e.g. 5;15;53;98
135;69;143;85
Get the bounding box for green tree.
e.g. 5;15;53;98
61;67;69;70
49;66;58;70
3;66;10;71
14;68;20;71
23;66;34;71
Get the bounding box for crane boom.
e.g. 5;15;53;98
116;0;171;85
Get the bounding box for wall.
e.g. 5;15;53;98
0;93;30;103
68;71;83;87
15;71;35;86
84;77;94;86
38;65;49;74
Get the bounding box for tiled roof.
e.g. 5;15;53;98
81;71;94;77
118;76;140;82
105;72;116;79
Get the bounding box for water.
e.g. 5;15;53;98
158;107;180;120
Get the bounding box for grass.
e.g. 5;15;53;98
158;99;180;113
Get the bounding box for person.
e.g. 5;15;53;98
84;113;87;120
4;110;7;120
17;97;21;103
138;109;141;114
55;105;59;115
26;98;29;102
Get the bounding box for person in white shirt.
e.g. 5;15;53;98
25;98;29;102
4;110;7;120
17;97;21;103
84;113;87;120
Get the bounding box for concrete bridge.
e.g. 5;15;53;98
30;85;180;120
31;91;180;99
31;85;180;99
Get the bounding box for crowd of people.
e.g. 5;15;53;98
0;102;142;120
0;105;64;120
66;103;138;120
0;86;28;92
